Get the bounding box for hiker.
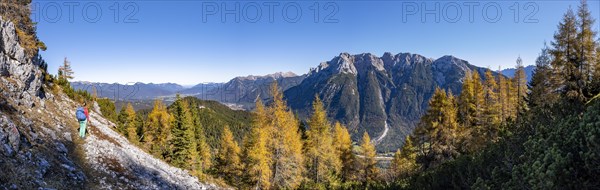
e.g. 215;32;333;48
76;102;90;138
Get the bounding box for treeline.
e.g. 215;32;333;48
388;1;600;188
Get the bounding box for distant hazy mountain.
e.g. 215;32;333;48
168;72;304;109
284;52;494;152
500;65;535;82
74;72;305;110
179;83;224;96
71;82;185;100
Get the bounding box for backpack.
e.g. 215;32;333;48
76;107;87;121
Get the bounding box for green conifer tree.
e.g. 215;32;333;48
168;95;197;171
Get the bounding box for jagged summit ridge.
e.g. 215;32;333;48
235;71;298;81
308;52;468;77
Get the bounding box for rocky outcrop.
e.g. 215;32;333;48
0;16;44;107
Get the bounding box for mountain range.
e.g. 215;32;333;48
71;82;186;100
74;54;533;151
284;52;495;151
180;72;306;109
72;72;305;109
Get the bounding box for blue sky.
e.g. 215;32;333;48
34;0;597;85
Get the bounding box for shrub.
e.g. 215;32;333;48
97;98;118;122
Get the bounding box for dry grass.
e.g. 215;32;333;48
101;156;127;173
88;125;121;147
99;156;133;178
97;156;139;185
15;28;37;55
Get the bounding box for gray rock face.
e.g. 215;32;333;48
0;16;44;107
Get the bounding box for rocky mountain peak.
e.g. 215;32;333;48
382;52;394;59
267;71;298;78
357;53;385;72
310;52;389;76
310;52;438;77
435;55;466;65
382;52;430;69
433;55;473;75
236;71;298;81
336;53;359;74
